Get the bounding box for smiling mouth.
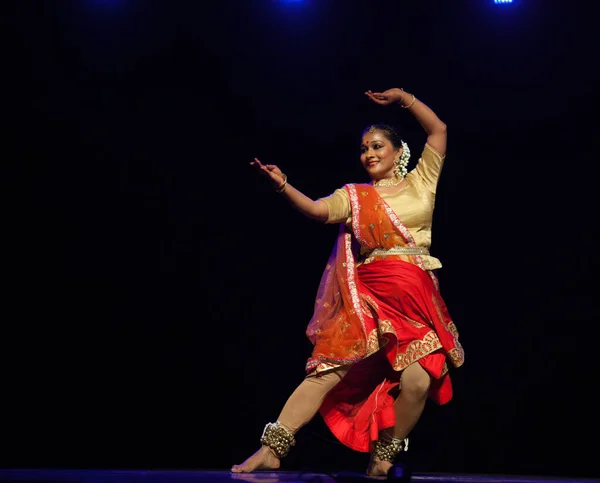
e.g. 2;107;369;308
367;161;379;167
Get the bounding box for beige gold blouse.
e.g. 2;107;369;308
319;144;445;270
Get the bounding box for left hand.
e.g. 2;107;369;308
365;88;405;106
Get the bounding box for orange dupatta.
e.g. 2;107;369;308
305;183;440;374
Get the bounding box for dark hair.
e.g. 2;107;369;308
362;123;403;150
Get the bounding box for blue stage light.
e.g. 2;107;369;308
494;0;513;3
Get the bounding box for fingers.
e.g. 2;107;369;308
251;158;268;171
250;158;270;176
371;98;386;104
250;159;276;171
365;92;386;104
250;159;282;183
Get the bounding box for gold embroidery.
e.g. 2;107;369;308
348;184;375;251
431;293;445;325
361;294;380;313
448;344;465;368
351;340;365;354
313;362;344;375
378;319;397;337
360;300;373;317
306;353;366;373
393;330;442;371
403;316;427;329
367;329;381;354
431;293;460;338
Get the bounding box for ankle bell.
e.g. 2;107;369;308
260;422;296;459
372;437;409;463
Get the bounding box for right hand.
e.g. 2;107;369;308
250;158;286;190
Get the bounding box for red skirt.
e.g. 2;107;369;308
318;259;457;452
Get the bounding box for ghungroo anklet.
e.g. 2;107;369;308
260;422;296;459
372;437;409;462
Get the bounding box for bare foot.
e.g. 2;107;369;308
366;457;393;477
231;446;281;473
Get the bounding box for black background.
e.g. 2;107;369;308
5;0;600;478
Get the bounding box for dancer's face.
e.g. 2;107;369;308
360;131;402;181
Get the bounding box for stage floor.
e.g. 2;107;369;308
0;470;598;483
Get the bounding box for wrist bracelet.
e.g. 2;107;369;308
276;174;288;193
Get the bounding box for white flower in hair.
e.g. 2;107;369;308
395;141;411;177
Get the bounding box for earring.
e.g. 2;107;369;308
393;157;401;177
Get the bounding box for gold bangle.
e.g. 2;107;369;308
401;93;416;109
275;174;288;193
